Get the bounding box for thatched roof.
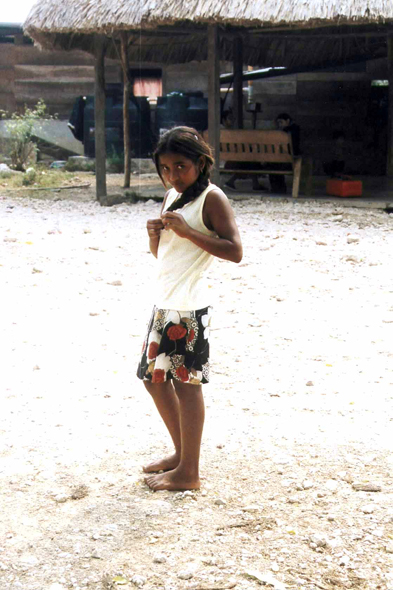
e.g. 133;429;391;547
24;0;393;67
24;0;393;33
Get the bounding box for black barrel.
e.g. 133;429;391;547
80;84;152;158
155;92;208;137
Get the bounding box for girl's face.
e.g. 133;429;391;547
159;152;201;193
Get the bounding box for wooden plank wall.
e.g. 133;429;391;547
0;44;121;119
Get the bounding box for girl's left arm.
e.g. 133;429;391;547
161;190;243;263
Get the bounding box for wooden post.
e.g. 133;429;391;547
94;36;107;201
120;32;131;188
233;36;243;129
208;24;221;185
387;36;393;176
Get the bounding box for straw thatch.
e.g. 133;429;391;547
24;0;393;67
24;0;393;34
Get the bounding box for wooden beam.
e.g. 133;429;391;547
120;32;131;189
208;24;220;185
247;30;392;39
94;36;107;201
233;37;243;128
387;36;393;176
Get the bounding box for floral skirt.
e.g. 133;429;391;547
137;306;211;385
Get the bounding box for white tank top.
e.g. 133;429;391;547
155;183;221;310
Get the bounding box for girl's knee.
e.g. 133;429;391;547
143;380;174;396
173;380;203;396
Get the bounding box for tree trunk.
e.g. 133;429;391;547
387;36;393;176
208;25;221;185
120;32;131;188
94;36;107;201
233;37;243;129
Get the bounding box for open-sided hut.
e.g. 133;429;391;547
25;1;393;200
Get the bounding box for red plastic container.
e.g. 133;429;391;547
326;179;363;197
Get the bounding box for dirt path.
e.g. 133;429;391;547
1;193;393;590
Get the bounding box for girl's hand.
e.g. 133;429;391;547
161;212;190;238
147;218;164;239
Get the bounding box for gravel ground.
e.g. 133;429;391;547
1;192;393;590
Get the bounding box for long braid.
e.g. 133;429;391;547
166;174;209;212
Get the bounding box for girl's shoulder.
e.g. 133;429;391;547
203;185;234;229
205;184;229;205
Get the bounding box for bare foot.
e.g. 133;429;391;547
144;468;200;491
142;453;180;473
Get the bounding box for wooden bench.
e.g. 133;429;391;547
205;129;311;198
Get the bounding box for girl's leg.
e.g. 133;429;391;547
145;382;205;491
143;380;182;473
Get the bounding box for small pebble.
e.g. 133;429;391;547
302;479;314;490
54;494;68;503
108;280;122;286
203;557;218;566
361;504;374;514
352;482;381;492
345;255;359;263
325;479;339;492
242;505;260;512
309;534;327;548
178;570;194;580
385;541;393;554
131;575;146;587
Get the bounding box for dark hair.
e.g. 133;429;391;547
153;126;214;212
276;113;292;122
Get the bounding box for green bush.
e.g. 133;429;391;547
0;100;55;172
64;158;95;172
22;167;37;186
107;146;124;173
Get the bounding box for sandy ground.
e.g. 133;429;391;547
1;189;393;590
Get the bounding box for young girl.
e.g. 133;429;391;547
137;126;242;491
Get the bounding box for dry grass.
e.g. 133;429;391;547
0;168;93;190
0;167;95;191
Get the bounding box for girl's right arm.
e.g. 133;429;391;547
146;190;169;258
